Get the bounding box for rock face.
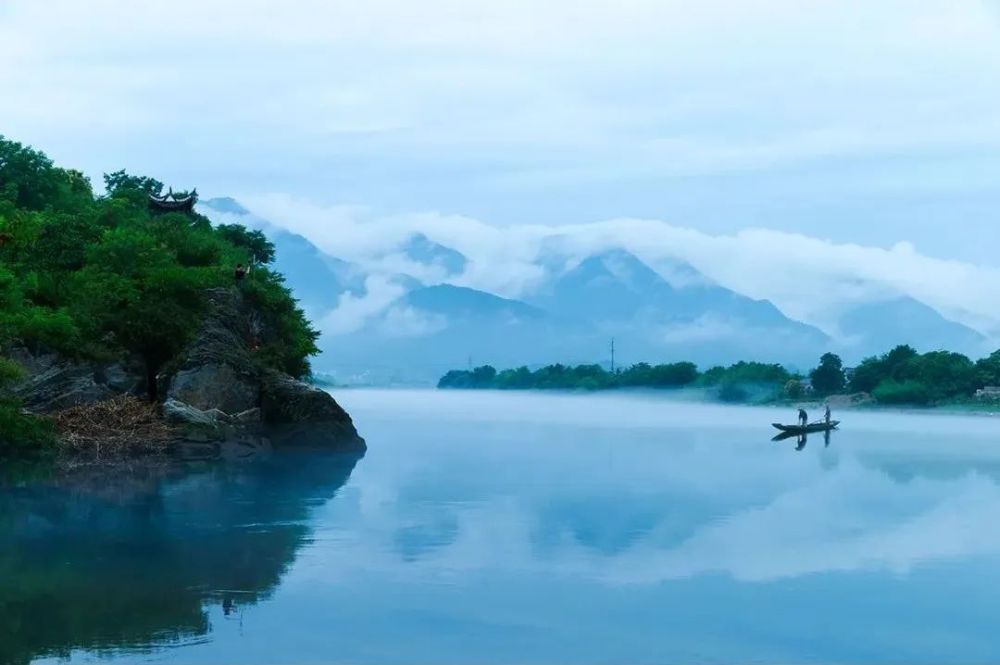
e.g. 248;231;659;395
169;363;258;414
260;371;365;449
10;347;141;413
162;288;364;451
10;287;365;454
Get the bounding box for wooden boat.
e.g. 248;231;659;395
771;420;840;434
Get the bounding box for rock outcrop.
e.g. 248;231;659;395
10;347;139;413
11;287;364;454
260;371;363;447
161;288;364;451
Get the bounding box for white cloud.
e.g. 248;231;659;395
4;0;1000;214
378;306;449;338
234;194;1000;340
659;315;739;344
320;275;406;335
6;0;1000;320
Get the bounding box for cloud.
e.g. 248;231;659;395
235;194;1000;339
4;0;1000;223
378;306;449;338
320;275;407;335
659;315;740;344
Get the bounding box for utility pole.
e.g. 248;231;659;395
610;337;616;373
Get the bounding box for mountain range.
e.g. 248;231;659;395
201;198;989;384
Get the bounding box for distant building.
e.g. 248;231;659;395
976;386;1000;401
149;188;198;213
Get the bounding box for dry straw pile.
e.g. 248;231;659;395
53;394;175;457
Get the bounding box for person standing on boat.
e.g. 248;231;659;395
824;403;831;425
798;408;808;426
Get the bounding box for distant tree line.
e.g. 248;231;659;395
438;345;1000;407
848;345;1000;406
438;359;795;402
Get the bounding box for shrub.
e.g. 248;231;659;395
872;379;932;406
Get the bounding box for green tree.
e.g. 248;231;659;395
902;351;976;401
216;224;276;268
810;352;846;396
102;169;164;197
976;350;1000;387
0;136;59;210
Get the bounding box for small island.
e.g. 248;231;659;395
439;346;1000;409
0;136;363;460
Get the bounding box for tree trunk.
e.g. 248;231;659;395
145;360;159;402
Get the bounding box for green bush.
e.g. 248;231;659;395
0;402;54;455
0;358;54;455
872;379;932;406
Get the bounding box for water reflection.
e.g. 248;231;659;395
9;390;1000;664
771;428;833;449
0;449;362;665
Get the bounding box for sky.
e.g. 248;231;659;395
4;0;1000;329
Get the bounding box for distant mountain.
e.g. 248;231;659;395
528;249;829;364
204;202;981;384
401;284;543;321
321;284;573;384
401;233;467;275
532;250;672;321
837;297;987;358
200;197;365;316
320;251;834;384
531;249;813;327
200;197;249;215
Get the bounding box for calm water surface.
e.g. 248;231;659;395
6;389;1000;664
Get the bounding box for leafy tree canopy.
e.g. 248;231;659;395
0;136;320;451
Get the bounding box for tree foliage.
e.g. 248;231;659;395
809;352;846;396
0;136;319;418
439;346;1000;408
439;360;788;396
848;344;985;405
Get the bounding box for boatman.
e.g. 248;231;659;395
798;408;808;427
824;403;831;424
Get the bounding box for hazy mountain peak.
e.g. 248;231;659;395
568;249;671;293
201;197;250;216
403;284;543;319
839;296;986;356
401;233;468;275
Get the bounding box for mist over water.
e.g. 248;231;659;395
13;389;1000;664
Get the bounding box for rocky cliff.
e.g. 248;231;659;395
11;287;364;455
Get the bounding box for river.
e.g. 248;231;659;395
5;389;1000;664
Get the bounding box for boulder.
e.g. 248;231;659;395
162;398;225;441
168;362;258;414
261;372;365;450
